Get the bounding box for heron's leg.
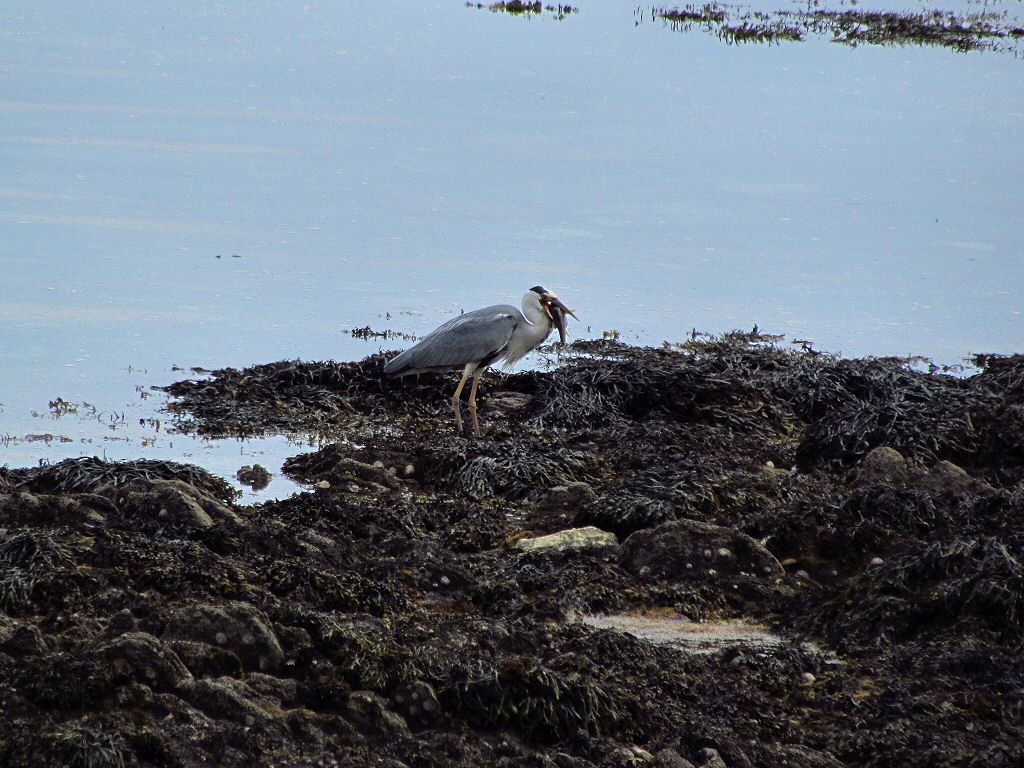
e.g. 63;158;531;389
468;367;485;437
451;368;472;435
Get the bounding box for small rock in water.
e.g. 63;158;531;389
235;464;272;491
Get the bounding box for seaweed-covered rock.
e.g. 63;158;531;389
283;444;401;491
346;690;412;738
452;442;592;500
540;482;599;512
852;446;910;487
104;477;244;531
93;631;192;690
441;655;642;742
0;527;91;615
176;676;285;730
390;680;442;729
6;456;237;501
618;518;785;582
0;619;48;656
163;602;284;672
164;638;245;678
236;464;272;491
654;749;697;768
580;491;675;537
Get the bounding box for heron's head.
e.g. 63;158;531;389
529;286;579;344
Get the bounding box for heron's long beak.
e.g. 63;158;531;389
542;293;579;344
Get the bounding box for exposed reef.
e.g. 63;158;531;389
2;333;1022;766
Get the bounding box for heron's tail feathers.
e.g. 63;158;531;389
383;353;410;376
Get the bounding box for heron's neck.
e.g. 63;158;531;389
503;299;551;363
522;299;553;339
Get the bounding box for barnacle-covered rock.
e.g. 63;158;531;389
619;517;785;582
176;676;285;731
163;602;284;672
104;477;244;531
346;690;412;738
92;631;192;690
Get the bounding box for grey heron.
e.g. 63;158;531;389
383;286;578;436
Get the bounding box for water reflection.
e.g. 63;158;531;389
638;2;1024;54
467;1;578;20
470;0;1024;55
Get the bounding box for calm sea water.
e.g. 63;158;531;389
2;1;1022;498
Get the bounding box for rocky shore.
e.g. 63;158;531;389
1;333;1021;767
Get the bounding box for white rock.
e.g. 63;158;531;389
515;526;618;554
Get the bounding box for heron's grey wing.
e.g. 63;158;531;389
383;304;521;375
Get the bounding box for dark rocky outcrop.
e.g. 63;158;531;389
2;336;1021;766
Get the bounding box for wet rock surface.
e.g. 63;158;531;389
2;333;1023;766
516;526;618;554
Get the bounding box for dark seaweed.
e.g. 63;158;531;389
3;335;1023;766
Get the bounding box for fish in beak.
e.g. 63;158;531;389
540;291;579;344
